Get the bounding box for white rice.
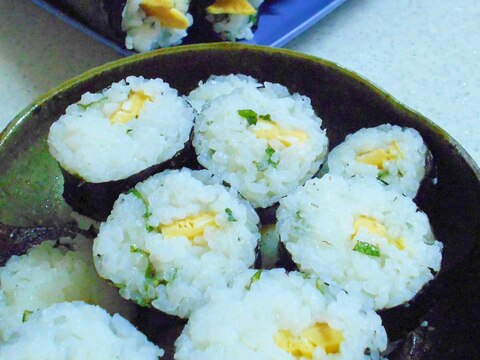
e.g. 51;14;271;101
175;269;387;359
0;237;135;342
0;301;163;359
326;124;429;198
188;74;260;112
122;0;193;52
192;75;329;208
93;168;260;318
277;174;443;310
206;0;264;41
48;76;194;183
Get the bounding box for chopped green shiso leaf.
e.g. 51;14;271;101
377;170;390;185
130;245;149;256
128;189;154;232
353;241;381;257
246;270;262;290
238;109;258;125
22;310;33;323
266;145;278;168
238;109;272;125
225;208;237;222
77;96;107;110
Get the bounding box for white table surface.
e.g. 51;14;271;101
0;0;479;165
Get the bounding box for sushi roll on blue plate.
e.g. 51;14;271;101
122;0;194;52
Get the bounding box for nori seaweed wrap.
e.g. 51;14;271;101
47;76;195;221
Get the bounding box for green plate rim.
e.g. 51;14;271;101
1;42;478;178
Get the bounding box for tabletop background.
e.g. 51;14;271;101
0;0;478;165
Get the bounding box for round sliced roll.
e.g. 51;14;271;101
93;168;260;318
48;76;195;220
203;0;264;41
122;0;193;52
277;174;443;310
0;302;163;359
48;76;194;184
0;237;134;342
175;269;387;359
326;124;430;198
192;75;329;208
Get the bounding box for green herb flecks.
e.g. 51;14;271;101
238;109;272;125
225;208;237;222
353;241;381;257
129;246;166;307
22;310;33;323
248;13;258;24
130;245;149;256
145;262;165;288
131;293;153;308
126;129;133;134
77;96;107;110
265;145;278;168
238;109;258;125
406;222;413;229
377;170;390;185
128;189;154;232
246;270;263;290
316;279;327;294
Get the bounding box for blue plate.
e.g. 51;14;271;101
30;0;347;55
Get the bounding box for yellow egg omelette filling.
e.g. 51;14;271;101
159;212;218;241
274;323;344;358
352;215;405;250
355;141;403;169
109;91;152;124
254;118;308;147
140;0;190;29
206;0;256;15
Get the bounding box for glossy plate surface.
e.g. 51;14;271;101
0;44;479;359
29;0;348;55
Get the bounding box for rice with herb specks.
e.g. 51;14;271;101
175;269;387;359
0;302;163;359
192;75;328;208
0;237;134;341
277;174;443;310
93;168;260;318
326;124;429;198
48;76;194;183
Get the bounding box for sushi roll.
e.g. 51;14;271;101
191;75;329;208
175;269;387;359
122;0;194;52
48;76;195;220
0;237;134;341
0;302;163;359
93;168;260;318
202;0;264;41
326;124;430;198
277;174;443;310
188;74;260;112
